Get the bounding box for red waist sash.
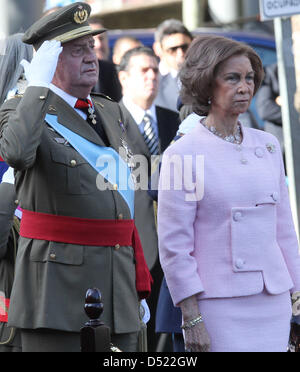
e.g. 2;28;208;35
20;209;153;299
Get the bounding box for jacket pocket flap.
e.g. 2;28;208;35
256;191;280;206
30;240;84;266
50;141;87;166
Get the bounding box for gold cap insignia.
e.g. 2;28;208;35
74;6;89;24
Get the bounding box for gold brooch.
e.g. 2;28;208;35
74;6;88;24
266;143;276;153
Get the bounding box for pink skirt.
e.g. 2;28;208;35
197;290;292;352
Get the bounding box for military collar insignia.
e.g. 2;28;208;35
95;101;104;108
266;143;276;154
48;105;57;114
73;6;89;24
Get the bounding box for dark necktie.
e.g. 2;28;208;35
142;113;159;155
75;98;109;145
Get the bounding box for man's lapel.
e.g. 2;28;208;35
119;100;151;159
93;100;123;153
155;105;180;152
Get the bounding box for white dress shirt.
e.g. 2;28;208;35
122;96;159;137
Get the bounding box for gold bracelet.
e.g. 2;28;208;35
181;315;203;330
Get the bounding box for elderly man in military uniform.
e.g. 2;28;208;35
0;2;152;352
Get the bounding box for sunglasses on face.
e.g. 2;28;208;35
165;43;190;55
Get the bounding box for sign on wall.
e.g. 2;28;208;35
260;0;300;20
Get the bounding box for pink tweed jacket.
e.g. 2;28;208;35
157;121;300;306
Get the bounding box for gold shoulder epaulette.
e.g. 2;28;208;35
91;92;114;102
13;93;24;98
5;93;23;101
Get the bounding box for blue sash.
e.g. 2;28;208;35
45;114;135;218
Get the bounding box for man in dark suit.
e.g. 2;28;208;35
93;58;122;102
117;46;180;351
153;19;193;112
255;63;283;152
0;3;151;352
118;46;180;155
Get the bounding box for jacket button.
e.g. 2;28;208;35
114;244;120;251
118;214;123;220
70;159;77;167
235;259;245;269
233;211;243;222
255;147;264;158
49;253;56;260
272;192;279;202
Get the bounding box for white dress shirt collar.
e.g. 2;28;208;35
49;84;92;120
169;68;178;79
158;61;169;76
122;95;157;126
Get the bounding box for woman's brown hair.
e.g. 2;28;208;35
179;34;264;116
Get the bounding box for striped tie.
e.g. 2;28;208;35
142;114;159;155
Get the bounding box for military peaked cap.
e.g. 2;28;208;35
22;2;106;49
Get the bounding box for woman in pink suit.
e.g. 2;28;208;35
157;35;300;352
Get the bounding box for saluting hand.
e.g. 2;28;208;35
21;40;63;88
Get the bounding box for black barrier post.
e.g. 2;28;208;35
80;288;111;352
